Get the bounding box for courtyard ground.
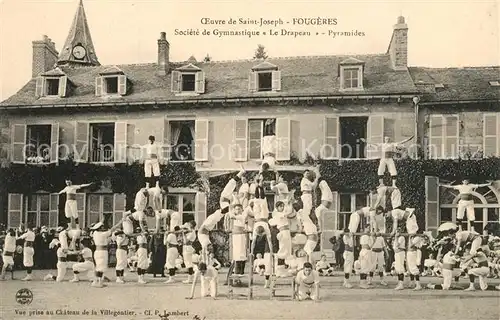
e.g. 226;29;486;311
1;269;499;320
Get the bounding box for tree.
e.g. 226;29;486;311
203;54;211;62
253;44;268;59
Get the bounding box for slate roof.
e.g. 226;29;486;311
409;67;500;103
0;54;417;107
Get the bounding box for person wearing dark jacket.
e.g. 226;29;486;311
149;230;166;277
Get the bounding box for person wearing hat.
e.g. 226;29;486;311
136;230;149;284
300;167;320;216
269;200;293;277
314;178;333;232
90;217;125;288
70;238;94;283
1;229;16;280
164;226;181;283
17;226;36;281
182;221;197;284
59;179;93;230
342;229;354;288
113;230;129;283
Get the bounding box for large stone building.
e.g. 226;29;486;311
1;1;499;254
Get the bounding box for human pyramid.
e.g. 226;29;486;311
2;135;499;300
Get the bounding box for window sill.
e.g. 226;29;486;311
38;95;60;99
101;94;123;98
174;92;200;97
339;87;364;92
170;160;195;163
253;90;280;93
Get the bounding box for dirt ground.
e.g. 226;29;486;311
1;269;499;320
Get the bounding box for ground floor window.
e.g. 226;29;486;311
337;193;369;230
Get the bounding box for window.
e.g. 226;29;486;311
488;81;500;87
163;193;197;225
169;121;195;161
87;194;114;228
104;77;119;94
45;79;60;96
90;123;115;163
339;58;364;90
337;193;368;230
25;125;51;164
339;117;368;159
343;68;359;89
247;119;275;160
249;61;281;92
258;72;272;91
22;193;58;228
428;115;459;159
181;74;196;92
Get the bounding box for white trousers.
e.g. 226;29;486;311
343;251;354;274
232;234;247;261
65;200;78;218
303;237;318;256
457;200;475;221
348;212;364;233
359;249;372;274
469;237;482;255
94;250;108;273
73;261;94;273
277;229;292;260
406;251;419;275
116;249;128;271
165;247;178;269
301;194;313;215
441;269;452;290
394;251;406;274
468;267;489;290
378;158;397;176
144;158;160;177
198;233;211;249
297;284;317;300
200;276;218;298
137;248;149;270
263;253;273;276
23;247;34;267
371;251;385;272
183;246;195;268
56;262;67;282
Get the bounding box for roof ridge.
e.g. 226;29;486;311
197;53;387;64
410;65;500;70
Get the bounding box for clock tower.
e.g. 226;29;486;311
57;0;100;66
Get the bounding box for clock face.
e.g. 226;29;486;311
72;45;86;60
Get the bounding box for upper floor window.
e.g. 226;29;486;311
248;118;276;160
171;63;205;95
249;61;281;92
95;66;128;97
428;114;459;159
169;120;195;161
339;57;364;91
35;68;68;98
11;123;59;165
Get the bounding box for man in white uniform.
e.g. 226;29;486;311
463;248;490;291
342;230;354;288
348;206;377;234
136;231;149;284
315;178;333;232
440;179;492;231
453;230;482;256
44;239;68;282
186;262;219;299
155;208;180;233
297;207;318;264
393;234;406;290
17;227;36;281
260;119;277;174
358;231;373;289
164;226;181;283
59;180;92;229
220;167;246;214
294;262;320;301
113;230;129;283
122;201;153;236
70;238;95;283
300;168;320;216
406;235;423;290
1;229;16;280
148;185;168;213
238;176;250;209
144;135;161;188
376;136;413;187
228;204;248;277
182;221;197;283
389;207;418;235
370;235;388;286
269;201;293;277
199;210;226;263
271;174;290;202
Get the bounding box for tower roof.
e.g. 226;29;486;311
57;0;100;66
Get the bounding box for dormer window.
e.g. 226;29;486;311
435;83;445;89
339;57;364;91
489;81;500;87
171;63;205;95
95;66;128;97
249;61;281;92
35;68;68;98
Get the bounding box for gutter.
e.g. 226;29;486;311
419;99;500;106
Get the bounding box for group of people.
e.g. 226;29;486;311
2;134;500;301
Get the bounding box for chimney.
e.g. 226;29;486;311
157;32;170;76
387;16;408;70
32;35;59;78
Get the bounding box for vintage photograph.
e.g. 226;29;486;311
0;0;499;319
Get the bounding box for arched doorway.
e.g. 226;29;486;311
440;186;500;233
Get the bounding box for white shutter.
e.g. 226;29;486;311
276;118;291;161
114;122;127;163
194;119;209;161
271;70;281;91
35;77;44;98
75;193;86;228
483;113;499;157
444;115;459;159
126;124;135;164
50;123;59;164
195;192;207;228
290;120;300;159
367;115;384;159
324;117;339;159
320;191;338;253
429;115;443;159
74;122;89;163
11;124;26;164
118;75;127;95
233;119;248;161
195;72;206;93
113;194;126;226
95;76;103;96
171;71;181;93
49;193;59;228
8;194;23;228
58;76;68;97
248;72;257;92
425;176;440;233
163;119;171;162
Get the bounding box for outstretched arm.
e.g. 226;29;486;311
76;183;93;189
58;187;67;194
397;135;414;145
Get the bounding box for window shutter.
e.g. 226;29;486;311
163;119;171;162
271;70;281;91
324;117;339;159
8;194;23;228
425;176;439;234
35;77;44;98
483;113;499;157
50;123;59;164
194;119;209;161
118;75;127;96
171;71;181;93
233;119;248;161
114;122;128;163
75;193;86;228
444;115;459;159
113;194;126;226
11;124;26;164
195;72;206;93
126;124;135;164
367;115;384;159
248;72;257;92
195;192;207;228
290;120;300;160
95;76;103;96
428;115;443;159
320;190;337;256
57;76;68;97
276;118;291;161
49;193;59;228
74;122;89;163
